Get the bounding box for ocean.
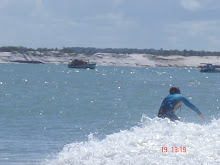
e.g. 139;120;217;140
0;63;219;165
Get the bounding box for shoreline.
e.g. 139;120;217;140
0;52;220;67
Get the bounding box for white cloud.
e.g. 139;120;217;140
180;0;201;11
208;35;219;45
0;0;8;8
167;20;220;50
169;20;220;36
35;0;43;9
113;0;125;7
87;12;135;28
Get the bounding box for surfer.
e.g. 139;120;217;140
158;87;205;121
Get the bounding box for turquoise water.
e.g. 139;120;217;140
0;64;219;165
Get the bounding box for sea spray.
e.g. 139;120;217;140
43;117;220;165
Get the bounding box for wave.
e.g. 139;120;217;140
43;116;220;165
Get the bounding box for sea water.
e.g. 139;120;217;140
0;63;219;165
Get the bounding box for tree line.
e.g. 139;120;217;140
0;46;220;56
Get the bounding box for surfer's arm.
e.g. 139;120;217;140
182;98;202;115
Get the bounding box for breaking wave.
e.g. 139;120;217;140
43;116;220;165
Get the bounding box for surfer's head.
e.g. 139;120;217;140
169;87;181;94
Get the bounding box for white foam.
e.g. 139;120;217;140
43;116;220;165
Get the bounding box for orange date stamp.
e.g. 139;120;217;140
161;147;186;153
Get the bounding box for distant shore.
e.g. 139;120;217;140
0;52;220;67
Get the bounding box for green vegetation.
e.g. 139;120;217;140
0;46;34;53
0;46;220;56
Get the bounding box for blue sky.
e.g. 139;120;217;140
0;0;220;51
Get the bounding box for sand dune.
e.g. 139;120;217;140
0;52;220;67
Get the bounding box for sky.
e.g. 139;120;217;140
0;0;220;51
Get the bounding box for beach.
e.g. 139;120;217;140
0;52;220;67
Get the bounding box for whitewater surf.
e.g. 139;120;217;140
43;116;220;165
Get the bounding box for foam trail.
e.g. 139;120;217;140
43;116;220;165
